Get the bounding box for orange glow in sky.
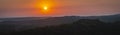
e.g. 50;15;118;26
35;0;56;15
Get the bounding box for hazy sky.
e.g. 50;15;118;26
0;0;120;17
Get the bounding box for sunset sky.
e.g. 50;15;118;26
0;0;120;17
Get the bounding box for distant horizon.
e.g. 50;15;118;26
0;14;119;18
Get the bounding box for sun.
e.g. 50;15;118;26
41;6;49;14
43;6;48;10
35;0;56;14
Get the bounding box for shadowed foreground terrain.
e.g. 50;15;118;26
0;14;120;35
1;19;119;35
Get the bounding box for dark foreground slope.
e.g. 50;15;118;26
0;16;80;32
5;19;120;35
0;14;119;32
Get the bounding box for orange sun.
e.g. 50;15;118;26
41;6;49;14
35;0;56;14
43;6;48;10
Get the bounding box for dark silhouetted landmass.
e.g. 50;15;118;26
6;19;120;35
0;14;120;35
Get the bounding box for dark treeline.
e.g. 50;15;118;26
2;19;120;35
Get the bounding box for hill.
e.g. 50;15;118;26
0;14;120;34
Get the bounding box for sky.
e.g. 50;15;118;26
0;0;120;17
